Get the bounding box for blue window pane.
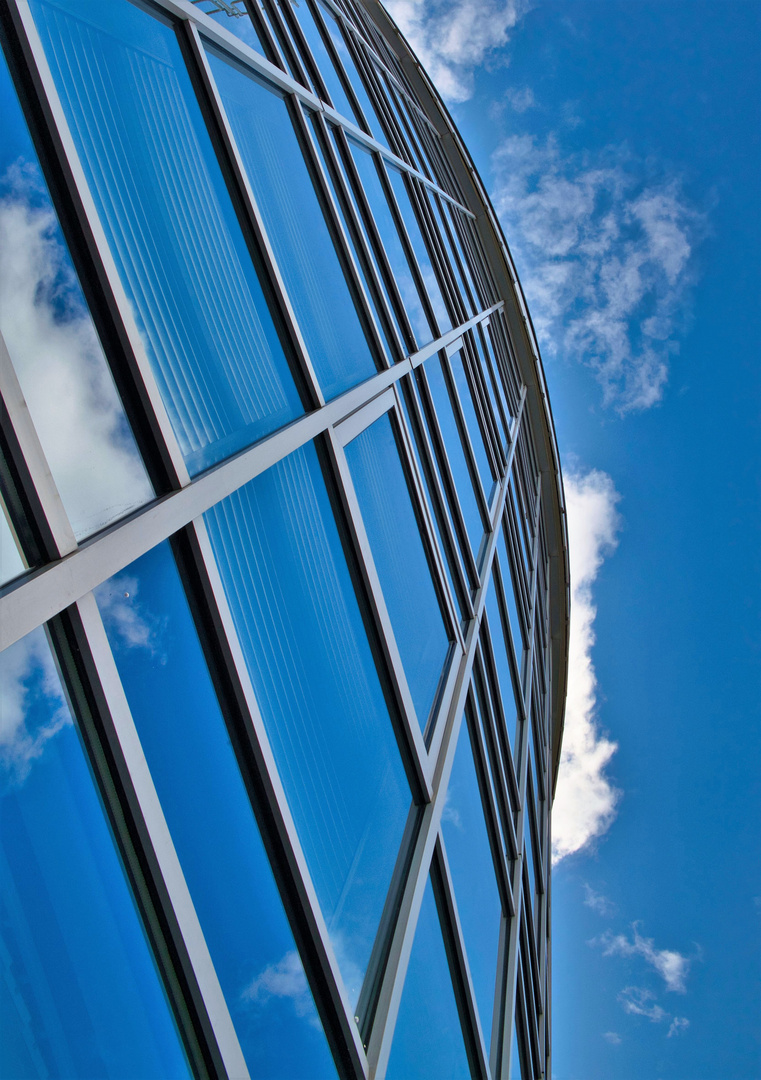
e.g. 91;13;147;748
427;191;476;316
484;578;519;756
385;876;470;1080
349;140;432;346
204;444;411;1007
449;349;496;504
509;1017;525;1080
423;357;485;561
0;626;190;1079
496;539;525;671
319;9;387;145
475;326;512;452
345;411;450;733
309;119;397;365
30;0;303;475
386;166;452;335
470;685;509;865
208;50;378;400
94;542;337;1079
524;805;538;917
441;721;502;1050
290;0;356;121
194;1;267;53
0;48;153;538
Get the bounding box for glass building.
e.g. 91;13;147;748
0;0;569;1077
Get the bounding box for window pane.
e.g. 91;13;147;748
441;721;502;1050
345;411;450;733
195;1;267;54
385;876;470;1080
386;166;451;335
509;1016;525;1080
209;50;378;400
483;578;519;756
0;626;190;1079
349;140;431;346
496;538;525;670
423;357;484;561
31;0;303;475
319;11;387;145
449;349;496;504
95;541;337;1078
291;0;356;119
204;443;411;1007
0;499;25;585
0;48;152;538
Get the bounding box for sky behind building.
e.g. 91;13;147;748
384;0;760;1076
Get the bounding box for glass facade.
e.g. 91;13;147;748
0;0;569;1077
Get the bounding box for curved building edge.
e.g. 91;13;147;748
361;0;570;795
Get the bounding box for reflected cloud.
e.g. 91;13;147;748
0;161;152;540
241;950;321;1029
95;575;166;659
0;626;71;785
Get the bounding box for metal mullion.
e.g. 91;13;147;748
413;179;468;326
519;916;543;1076
182;22;325;410
499;870;524;1080
475;323;514;450
5;0;190;493
181;516;370;1079
489;914;511;1080
434;193;479;315
0;311;500;650
431;839;491;1080
306;0;367;116
58;593;248;1080
324;427;433;799
334;126;418;354
487;315;522;417
464;692;513;916
310;113;406;362
0;332;76;560
261;0;316;91
460;334;506;491
240;0;290;70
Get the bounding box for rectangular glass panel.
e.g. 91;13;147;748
441;720;502;1049
426;190;475;316
209;49;378;400
448;349;497;504
194;1;267;53
385;166;451;335
290;0;356;118
0;626;190;1079
423;357;485;561
204;443;411;1007
0;48;153;538
349;140;431;346
319;10;388;144
483;577;520;757
385;876;471;1080
344;411;451;734
95;541;337;1078
30;0;303;475
497;532;526;667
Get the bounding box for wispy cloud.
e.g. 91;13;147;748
241;950;320;1028
618;986;666;1023
0;161;152;540
552;469;621;862
602;1031;621;1045
94;575;166;658
0;625;71;785
504;85;535;113
491;135;703;412
384;0;527;102
668;1016;689;1038
583;883;615;917
597;924;690;993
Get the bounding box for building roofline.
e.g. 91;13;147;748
360;0;570;796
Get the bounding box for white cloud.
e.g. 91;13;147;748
602;1031;621;1045
0;162;152;541
583;883;615;917
505;86;535;113
617;986;666;1023
491;135;702;412
0;625;71;784
667;1016;689;1038
384;0;527;102
94;575;166;658
241;950;320;1028
552;469;621;862
597;924;690;993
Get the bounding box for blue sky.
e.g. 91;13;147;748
385;0;760;1075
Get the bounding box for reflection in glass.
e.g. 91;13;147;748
345;411;450;732
441;720;502;1049
95;542;336;1078
385;876;470;1080
449;349;496;504
194;0;267;53
423;357;484;561
475;325;512;452
497;532;525;670
427;190;476;316
386;166;451;335
209;50;377;400
290;0;356;119
483;578;519;756
0;49;153;538
0;626;190;1079
349;140;431;346
319;11;387;144
31;0;303;475
204;443;411;1006
0;499;25;585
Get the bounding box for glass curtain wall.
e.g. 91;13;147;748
0;0;564;1077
